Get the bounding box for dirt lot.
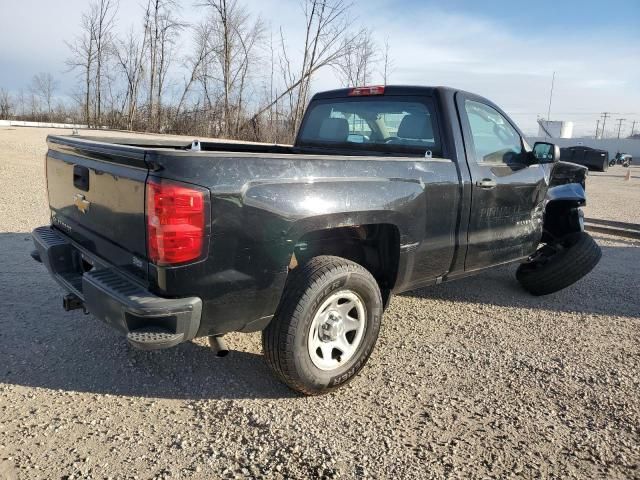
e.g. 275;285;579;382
0;127;638;479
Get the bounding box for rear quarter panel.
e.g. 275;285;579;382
147;151;460;335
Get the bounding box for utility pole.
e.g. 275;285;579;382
616;118;626;139
631;120;637;137
546;72;556;122
595;119;600;139
600;112;611;138
541;72;556;139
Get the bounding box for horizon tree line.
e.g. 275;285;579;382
0;0;394;143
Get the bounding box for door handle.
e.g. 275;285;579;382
475;178;497;189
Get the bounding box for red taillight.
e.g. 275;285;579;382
348;85;385;96
146;179;207;265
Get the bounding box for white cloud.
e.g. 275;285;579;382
346;5;640;135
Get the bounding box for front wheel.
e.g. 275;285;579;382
262;256;383;395
516;231;601;296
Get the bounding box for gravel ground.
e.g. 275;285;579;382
584;165;640;224
0;127;639;479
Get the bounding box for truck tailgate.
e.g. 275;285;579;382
46;136;149;281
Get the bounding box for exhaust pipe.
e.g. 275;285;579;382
30;249;42;263
207;336;229;357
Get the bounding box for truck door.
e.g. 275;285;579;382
456;93;547;271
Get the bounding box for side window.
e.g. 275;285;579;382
464;100;524;165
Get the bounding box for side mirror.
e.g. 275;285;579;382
532;142;560;164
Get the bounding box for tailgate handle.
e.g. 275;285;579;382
73;165;90;191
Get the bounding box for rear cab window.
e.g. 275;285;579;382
297;96;442;157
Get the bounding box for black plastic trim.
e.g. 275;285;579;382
32;226;202;345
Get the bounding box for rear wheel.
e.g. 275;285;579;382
516;232;601;296
262;256;383;395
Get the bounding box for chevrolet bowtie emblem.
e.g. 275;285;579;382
73;193;90;213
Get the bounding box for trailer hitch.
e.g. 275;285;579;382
63;293;87;314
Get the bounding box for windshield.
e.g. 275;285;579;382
297;97;441;156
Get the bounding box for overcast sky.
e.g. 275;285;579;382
1;0;639;136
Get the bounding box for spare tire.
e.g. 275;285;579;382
516;232;602;296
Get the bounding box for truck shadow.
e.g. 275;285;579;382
0;232;295;400
400;235;639;319
1;232;638;400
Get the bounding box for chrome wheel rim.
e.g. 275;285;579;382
308;290;366;371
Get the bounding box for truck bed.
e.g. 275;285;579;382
44;133;461;338
61;134;436;161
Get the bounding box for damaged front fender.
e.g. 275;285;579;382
548;161;588;190
546;182;586;206
543;162;588;242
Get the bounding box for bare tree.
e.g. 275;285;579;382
66;6;98;126
65;0;117;127
57;0;385;138
175;22;213;121
28;92;40;119
334;28;377;87
30;73;58;116
0;88;12;118
16;89;26;117
144;0;183;131
114;28;147;129
94;0;119;126
197;0;264;137
233;14;264;136
245;0;358;138
380;36;393;85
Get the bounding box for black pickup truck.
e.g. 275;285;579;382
32;85;601;395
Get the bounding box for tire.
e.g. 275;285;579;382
262;255;383;395
516;232;601;296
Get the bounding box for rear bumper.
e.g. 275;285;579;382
32;226;202;349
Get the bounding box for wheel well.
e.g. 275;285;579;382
543;200;583;242
290;224;400;301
